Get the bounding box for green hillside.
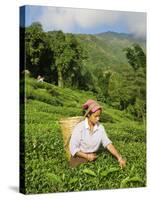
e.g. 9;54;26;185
20;76;146;194
23;24;146;120
76;31;146;73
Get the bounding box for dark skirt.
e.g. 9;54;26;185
69;156;88;167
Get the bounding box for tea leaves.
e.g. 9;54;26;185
83;169;97;177
21;77;146;194
100;167;120;177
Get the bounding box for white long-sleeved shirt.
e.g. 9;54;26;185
69;118;112;156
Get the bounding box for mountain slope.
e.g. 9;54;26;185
76;31;146;73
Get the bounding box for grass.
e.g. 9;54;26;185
20;76;146;194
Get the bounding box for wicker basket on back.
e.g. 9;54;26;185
59;116;83;159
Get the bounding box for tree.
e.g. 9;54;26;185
123;43;146;72
48;31;66;87
49;31;86;88
24;24;87;87
25;22;46;76
123;43;146;121
94;69;112;103
64;33;87;88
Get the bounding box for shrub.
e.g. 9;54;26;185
100;112;114;123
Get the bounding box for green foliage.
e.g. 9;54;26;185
25;29;86;88
123;43;146;71
22;24;146;122
105;122;146;143
120;176;143;188
25;22;46;70
100;112;114;123
21;76;146;194
83;168;97;177
100;167;119;177
123;43;146;120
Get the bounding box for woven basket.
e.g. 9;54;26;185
59;116;83;159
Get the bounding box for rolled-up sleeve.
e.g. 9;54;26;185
69;125;81;156
101;126;112;148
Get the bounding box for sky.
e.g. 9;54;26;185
20;5;146;38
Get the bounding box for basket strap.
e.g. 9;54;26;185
64;134;72;147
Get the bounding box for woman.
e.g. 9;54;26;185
69;99;126;168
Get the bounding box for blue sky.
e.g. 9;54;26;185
20;5;146;38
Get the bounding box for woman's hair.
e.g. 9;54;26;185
82;109;96;117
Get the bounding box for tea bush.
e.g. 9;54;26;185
21;77;146;194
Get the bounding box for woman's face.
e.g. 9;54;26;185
88;109;101;125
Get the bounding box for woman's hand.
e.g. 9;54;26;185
118;157;126;169
87;153;98;161
106;143;126;169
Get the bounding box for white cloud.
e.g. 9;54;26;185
38;7;121;31
74;9;120;28
37;7;146;38
122;12;146;38
38;7;76;32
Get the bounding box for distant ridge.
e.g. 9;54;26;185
95;31;133;38
95;31;146;42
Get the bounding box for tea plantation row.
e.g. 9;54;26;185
20;77;146;194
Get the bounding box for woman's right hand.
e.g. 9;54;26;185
87;153;98;161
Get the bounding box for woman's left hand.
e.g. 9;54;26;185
118;157;126;169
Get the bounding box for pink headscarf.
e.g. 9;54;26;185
83;99;102;117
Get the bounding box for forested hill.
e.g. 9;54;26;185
22;23;146;121
75;31;146;73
